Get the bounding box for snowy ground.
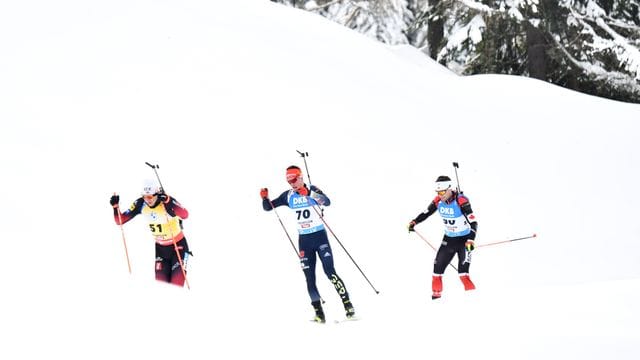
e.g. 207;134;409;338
1;1;639;359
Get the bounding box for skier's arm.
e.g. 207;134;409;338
458;196;478;238
263;191;288;211
114;198;143;225
413;200;438;225
164;196;189;219
309;185;330;206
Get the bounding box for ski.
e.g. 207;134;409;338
334;316;360;324
308;316;359;324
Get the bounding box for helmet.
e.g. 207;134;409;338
434;175;452;192
142;178;160;196
286;166;302;182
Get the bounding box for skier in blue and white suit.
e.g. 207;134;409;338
408;175;478;300
261;165;355;323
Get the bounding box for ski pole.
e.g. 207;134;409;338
295;150;324;216
163;211;191;289
296;150;312;186
452;161;461;193
145;162;190;289
311;207;380;294
478;234;537;248
265;198;326;304
115;192;132;274
145;162;166;192
295;151;378;293
412;230;458;271
266;199;300;259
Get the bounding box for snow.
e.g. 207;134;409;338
386;44;458;77
459;0;494;13
1;0;639;359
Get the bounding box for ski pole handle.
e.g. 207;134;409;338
452;161;461;193
145;162;165;192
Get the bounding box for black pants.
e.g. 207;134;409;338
433;235;471;275
155;237;190;286
299;230;349;303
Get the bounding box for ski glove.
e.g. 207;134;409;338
309;190;324;205
407;220;416;232
158;193;170;204
260;188;269;200
110;194;119;207
465;240;475;252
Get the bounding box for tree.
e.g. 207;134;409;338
415;0;640;101
549;0;640;101
271;0;640;102
320;0;414;45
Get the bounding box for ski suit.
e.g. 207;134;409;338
412;191;478;293
113;196;191;286
263;185;351;304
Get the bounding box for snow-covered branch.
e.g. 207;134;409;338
566;5;640;81
305;0;342;12
595;17;640;80
552;35;640;93
457;0;495;14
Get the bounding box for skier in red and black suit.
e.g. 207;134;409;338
260;165;355;323
110;179;191;287
408;175;478;299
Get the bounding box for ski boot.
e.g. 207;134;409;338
343;299;356;319
311;300;326;323
432;275;443;300
460;274;476;291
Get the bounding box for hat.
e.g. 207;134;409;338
434;175;452;192
142;178;160;195
286;166;302;182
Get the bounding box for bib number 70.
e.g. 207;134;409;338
296;209;311;220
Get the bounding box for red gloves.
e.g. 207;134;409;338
260;188;269;200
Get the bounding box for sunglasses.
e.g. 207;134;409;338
287;176;301;184
437;190;447;196
143;194;157;200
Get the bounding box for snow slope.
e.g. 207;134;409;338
1;1;639;359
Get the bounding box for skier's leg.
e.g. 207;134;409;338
433;237;457;274
155;257;170;282
155;244;172;283
297;234;326;321
317;240;354;316
168;239;189;287
456;240;475;290
432;237;456;298
300;241;321;303
169;252;189;287
318;245;347;298
300;244;325;322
